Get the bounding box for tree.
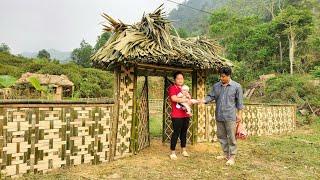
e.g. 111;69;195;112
37;49;51;59
210;10;262;62
71;40;94;68
94;32;110;51
0;43;10;54
274;6;313;74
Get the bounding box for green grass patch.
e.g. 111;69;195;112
149;114;163;137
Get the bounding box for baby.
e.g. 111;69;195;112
176;85;198;116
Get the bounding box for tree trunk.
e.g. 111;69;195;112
289;30;296;75
279;40;283;65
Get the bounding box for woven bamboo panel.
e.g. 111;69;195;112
137;78;150;151
206;104;217;142
163;90;173;142
115;66;135;158
196;71;207;142
0;105;113;178
205;104;296;141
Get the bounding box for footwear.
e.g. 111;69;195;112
216;155;228;160
182;151;190;157
226;156;235;166
169;153;178;160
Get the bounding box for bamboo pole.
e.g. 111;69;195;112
191;71;198;144
162;77;168;143
145;76;151;147
109;67;121;161
130;67;138;154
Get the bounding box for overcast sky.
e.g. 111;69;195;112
0;0;184;54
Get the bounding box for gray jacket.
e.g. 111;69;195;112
204;80;244;121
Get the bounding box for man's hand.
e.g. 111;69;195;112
236;115;242;123
236;110;243;123
198;99;206;104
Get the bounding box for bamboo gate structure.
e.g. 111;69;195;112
91;6;233;156
0;6;296;178
91;6;295;156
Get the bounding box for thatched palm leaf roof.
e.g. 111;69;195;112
16;72;74;87
92;5;232;70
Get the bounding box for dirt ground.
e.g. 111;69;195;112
22;124;320;180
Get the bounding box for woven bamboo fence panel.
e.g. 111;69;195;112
137;77;150;151
0;103;113;178
206;103;296;142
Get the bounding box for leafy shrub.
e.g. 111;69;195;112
264;74;320;107
311;66;320;78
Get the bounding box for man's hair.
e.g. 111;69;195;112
219;66;232;76
173;71;184;79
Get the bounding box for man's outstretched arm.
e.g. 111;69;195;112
202;86;215;104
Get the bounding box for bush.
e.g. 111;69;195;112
311;66;320;78
264;74;320;107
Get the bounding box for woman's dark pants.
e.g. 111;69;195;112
170;117;190;150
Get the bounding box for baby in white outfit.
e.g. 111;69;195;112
176;85;198;116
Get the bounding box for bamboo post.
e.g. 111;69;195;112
130;67;138;154
145;76;150;147
191;71;198;144
109;67;120;161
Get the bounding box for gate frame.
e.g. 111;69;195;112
112;63;208;156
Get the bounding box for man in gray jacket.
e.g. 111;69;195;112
202;66;244;165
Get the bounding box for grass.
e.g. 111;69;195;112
19;119;320;179
149;113;163;137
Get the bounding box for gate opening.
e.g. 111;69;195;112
134;74;194;153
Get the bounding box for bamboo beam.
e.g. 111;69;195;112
137;63;193;73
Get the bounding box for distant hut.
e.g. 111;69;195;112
16;72;74;100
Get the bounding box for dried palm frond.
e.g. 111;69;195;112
92;4;232;70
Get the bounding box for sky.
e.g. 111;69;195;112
0;0;184;54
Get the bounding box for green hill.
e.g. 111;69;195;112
168;0;228;35
21;49;71;63
0;52;113;98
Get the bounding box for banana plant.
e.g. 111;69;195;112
0;75;17;99
27;76;53;100
0;75;17;88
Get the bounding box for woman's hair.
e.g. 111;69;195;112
219;66;232;76
173;71;184;80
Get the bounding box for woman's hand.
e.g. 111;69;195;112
186;99;193;106
190;99;199;104
186;92;192;99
